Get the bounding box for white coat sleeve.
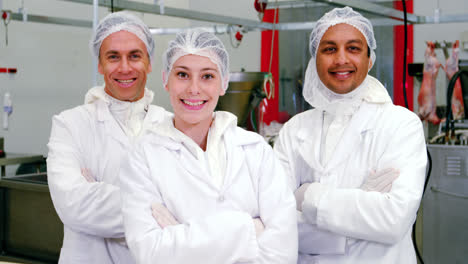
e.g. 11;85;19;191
310;113;427;245
47;113;125;238
274;121;348;255
120;144;259;264
253;142;298;263
297;212;346;254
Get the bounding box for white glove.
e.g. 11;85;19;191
294;183;311;211
252;217;265;238
81;168;96;183
151;203;180;229
361;168;400;193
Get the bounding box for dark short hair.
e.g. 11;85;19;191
367;46;370;57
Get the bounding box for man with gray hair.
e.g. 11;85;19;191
47;11;168;263
274;7;427;263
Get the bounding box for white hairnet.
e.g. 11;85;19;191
162;29;230;91
303;6;377;107
90;11;155;61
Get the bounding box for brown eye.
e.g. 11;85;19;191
202;74;214;80
322;47;336;53
177;72;188;78
130;54;142;59
107;55;119;60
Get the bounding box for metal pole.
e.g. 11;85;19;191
62;0;274;30
91;0;98;88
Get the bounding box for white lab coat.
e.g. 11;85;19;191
47;91;169;264
120;112;298;264
274;80;427;264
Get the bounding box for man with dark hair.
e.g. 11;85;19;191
275;6;427;264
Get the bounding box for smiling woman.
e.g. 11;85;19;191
165;54;225;148
118;29;298;264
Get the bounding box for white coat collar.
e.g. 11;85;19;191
85;86;155;122
85;87;167;146
296;76;390;142
149;111;257;159
147;111;257;191
306;75;392;117
296;102;382;172
84;86;155;105
363;75;392;104
325;103;379;170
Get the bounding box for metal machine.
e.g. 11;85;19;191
0;173;62;263
0;139;61;263
422;68;468;263
423;144;468;264
216;72;267;128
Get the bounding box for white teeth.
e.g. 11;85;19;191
117;79;134;83
183;100;204;106
335;72;351;75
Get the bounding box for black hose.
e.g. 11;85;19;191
445;69;468;139
424;148;432;196
412;147;432;264
402;0;409;109
401;1;427;263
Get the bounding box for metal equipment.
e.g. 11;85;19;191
423;145;468;264
216;72;267;128
0;173;62;263
0;141;61;263
422;67;468;263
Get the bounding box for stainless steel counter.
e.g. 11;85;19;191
0;174;62;263
0;153;44;177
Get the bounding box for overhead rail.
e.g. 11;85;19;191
268;0;468;24
2;0;468;32
265;0;327;9
420;13;468;24
308;0;419;23
61;0;274;30
9;12;92;27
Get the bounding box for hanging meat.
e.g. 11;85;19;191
444;40;464;120
418;41;442;125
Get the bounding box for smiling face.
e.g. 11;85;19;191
98;30;152;102
315;23;371;94
165;54;225;131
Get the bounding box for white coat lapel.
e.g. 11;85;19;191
223;128;246;190
297;110;324;172
222;126;263;191
224;145;245;191
325;103;378;170
142;105;171;135
96;101;130;148
173;141;220;191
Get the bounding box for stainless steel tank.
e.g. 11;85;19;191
216;72;267;127
422;144;468;263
